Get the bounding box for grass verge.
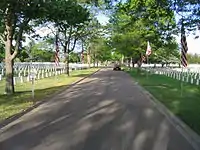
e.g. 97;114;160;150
127;68;200;135
0;68;98;121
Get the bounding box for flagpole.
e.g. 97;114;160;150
55;30;59;81
180;18;188;97
180;66;183;97
146;41;151;79
146;55;149;79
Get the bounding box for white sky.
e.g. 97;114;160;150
187;36;200;54
96;14;109;25
176;33;200;54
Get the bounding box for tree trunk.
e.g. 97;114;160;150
87;51;91;68
5;8;14;94
137;58;142;68
66;57;69;76
5;56;14;94
5;36;14;94
5;31;14;94
93;53;96;67
128;58;131;68
131;57;135;68
64;51;69;76
4;7;29;95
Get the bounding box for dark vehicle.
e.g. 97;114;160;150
113;64;121;71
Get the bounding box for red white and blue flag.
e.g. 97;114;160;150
55;33;59;66
181;26;188;68
146;41;152;56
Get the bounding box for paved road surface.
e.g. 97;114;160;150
0;69;196;150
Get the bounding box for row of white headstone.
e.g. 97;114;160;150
0;62;90;85
145;67;200;86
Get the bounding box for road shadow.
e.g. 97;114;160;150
0;69;196;150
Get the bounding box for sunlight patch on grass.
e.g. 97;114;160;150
128;69;200;135
0;68;98;121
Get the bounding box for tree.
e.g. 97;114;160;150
69;52;80;63
170;0;200;33
187;53;200;64
43;0;90;75
0;0;48;94
109;0;179;67
0;0;90;94
87;37;112;66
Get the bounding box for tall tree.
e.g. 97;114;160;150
43;0;90;75
0;0;48;94
109;0;179;67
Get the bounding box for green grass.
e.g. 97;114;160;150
127;69;200;135
0;68;98;121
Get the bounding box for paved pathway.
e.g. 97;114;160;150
0;69;196;150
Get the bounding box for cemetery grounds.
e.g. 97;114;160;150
0;62;98;121
127;64;200;135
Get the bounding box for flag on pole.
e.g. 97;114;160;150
54;33;59;66
142;55;146;62
146;41;152;56
181;25;188;67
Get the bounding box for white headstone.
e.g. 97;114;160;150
196;79;199;85
27;76;30;82
45;72;48;77
182;76;185;82
191;78;194;84
1;69;4;76
186;76;189;82
13;77;16;85
20;76;23;83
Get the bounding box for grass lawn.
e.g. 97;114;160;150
127;69;200;135
0;68;98;121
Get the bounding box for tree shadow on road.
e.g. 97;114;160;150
0;69;196;150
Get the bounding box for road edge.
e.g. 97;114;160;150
0;68;101;129
133;80;200;150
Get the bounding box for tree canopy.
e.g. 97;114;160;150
0;0;199;94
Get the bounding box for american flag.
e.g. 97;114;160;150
181;25;188;67
146;41;152;56
55;33;59;66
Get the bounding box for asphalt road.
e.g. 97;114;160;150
0;69;196;150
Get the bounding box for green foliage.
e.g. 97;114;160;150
109;0;179;64
0;68;98;120
187;53;200;64
111;51;122;61
128;69;200;134
31;49;54;62
89;37;112;62
69;52;80;63
17;41;55;62
171;0;200;32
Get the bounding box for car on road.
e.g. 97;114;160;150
113;63;121;71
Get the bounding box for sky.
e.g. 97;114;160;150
97;13;200;54
176;33;200;54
